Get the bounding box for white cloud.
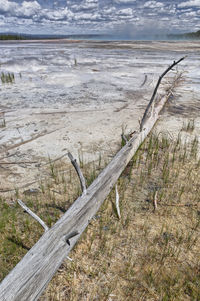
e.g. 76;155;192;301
0;0;18;13
178;0;200;7
0;0;199;35
102;6;117;15
70;0;98;12
18;1;41;17
117;8;133;15
45;7;73;20
160;17;170;21
144;1;164;8
0;0;41;17
114;0;136;4
182;10;197;16
74;12;101;21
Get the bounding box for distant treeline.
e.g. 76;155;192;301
1;31;200;41
184;30;200;38
0;33;109;40
168;30;200;40
0;34;25;40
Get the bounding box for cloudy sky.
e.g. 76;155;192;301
0;0;200;36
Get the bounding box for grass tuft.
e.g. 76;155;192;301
1;72;15;84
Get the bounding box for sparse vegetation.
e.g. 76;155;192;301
0;129;199;300
1;72;15;84
181;119;195;133
0;112;6;128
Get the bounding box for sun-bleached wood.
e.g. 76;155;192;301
140;56;186;131
0;58;185;301
153;191;158;211
18;199;73;262
115;184;121;219
121;133;128;144
17;199;49;232
67;152;87;195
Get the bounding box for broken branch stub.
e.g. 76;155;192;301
153;191;158;212
115;184;121;219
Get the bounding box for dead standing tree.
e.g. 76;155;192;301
0;57;185;301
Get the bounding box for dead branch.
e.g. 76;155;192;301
115;184;121;219
121;134;128;144
18;199;73;262
42;152;68;167
0;129;62;154
153;191;158;211
17;199;49;232
161;203;198;208
33;109;104;115
0;161;38;165
140;56;186;131
140;74;148;87
67;152;87;195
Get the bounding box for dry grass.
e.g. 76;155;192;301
0;123;200;300
0;153;103;282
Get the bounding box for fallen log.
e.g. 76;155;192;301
0;58;185;301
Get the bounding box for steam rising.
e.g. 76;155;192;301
110;20;179;40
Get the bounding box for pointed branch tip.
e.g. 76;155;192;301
67;152;87;194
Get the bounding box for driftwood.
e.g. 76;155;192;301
0;57;185;301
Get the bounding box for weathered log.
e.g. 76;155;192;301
0;58;185;301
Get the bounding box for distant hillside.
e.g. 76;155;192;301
184;30;200;38
168;30;200;40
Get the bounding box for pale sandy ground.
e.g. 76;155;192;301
0;40;199;193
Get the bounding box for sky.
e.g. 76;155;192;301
0;0;200;36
